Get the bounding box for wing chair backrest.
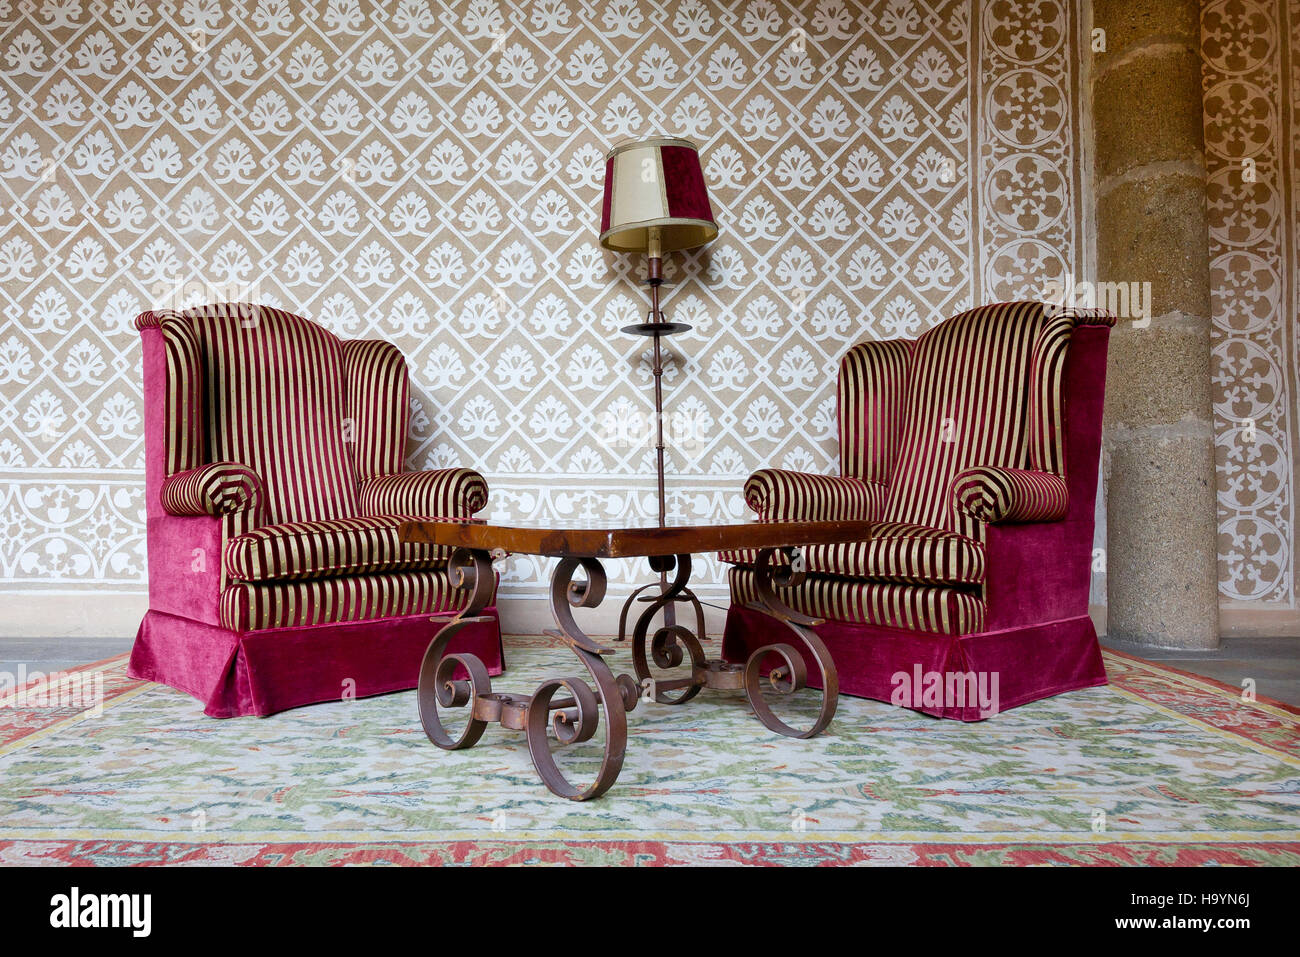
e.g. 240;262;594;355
877;300;1072;534
148;302;409;526
339;336;412;484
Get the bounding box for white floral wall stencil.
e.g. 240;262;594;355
1202;0;1298;606
0;0;1094;609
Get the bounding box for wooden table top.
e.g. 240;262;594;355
399;518;876;559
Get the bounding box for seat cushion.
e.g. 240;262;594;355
224;515;450;583
220;568;478;631
720;522;985;586
807;522;985;585
728;567;984;636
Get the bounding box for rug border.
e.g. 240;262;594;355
1;837;1296;867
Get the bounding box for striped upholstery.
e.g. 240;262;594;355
951;467;1069;524
135;304;491;526
224;515;451;583
137;310;205;475
136;302;494;632
220;568;473;632
740;469;887;522
138;304;361;526
160;462;264;521
341;338;410;482
198;304;361;524
718;470;887;566
838;337;915;482
1031;306;1117;476
721;522;984;586
880;302;1116;539
159;460;266;557
1028;310;1074;478
882;301;1048;538
726;302;1114;622
810;523;984;585
358;469;489;518
729;567;984;636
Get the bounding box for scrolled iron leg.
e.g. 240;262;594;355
743;627;838;740
616;558;708;646
744;546;840;739
526;555;640;800
525;649;631;801
418;547;498;750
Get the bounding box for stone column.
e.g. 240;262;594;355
1090;0;1220;649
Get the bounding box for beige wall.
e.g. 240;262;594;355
1;0;1096;635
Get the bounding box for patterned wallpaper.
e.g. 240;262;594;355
0;0;1090;606
1202;0;1298;608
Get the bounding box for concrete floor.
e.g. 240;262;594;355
0;636;137;678
2;635;1297;707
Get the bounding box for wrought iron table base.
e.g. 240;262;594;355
417;546;837;801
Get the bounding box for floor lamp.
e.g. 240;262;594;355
598;136;719;641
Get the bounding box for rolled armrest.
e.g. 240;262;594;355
1051;306;1117;327
359;468;489;519
951;467;1068;524
160;462;264;518
743;469;886;523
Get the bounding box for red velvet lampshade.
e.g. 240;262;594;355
598;137;718;254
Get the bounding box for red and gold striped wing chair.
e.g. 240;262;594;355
720;300;1115;719
129;303;503;717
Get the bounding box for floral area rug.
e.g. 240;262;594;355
0;637;1296;865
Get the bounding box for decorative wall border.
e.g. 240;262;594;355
1201;0;1297;607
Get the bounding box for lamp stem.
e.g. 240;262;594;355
647;251;672;624
648;253;666;529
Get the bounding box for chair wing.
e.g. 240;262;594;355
837;336;914;485
135;309;206;477
341;338;410;483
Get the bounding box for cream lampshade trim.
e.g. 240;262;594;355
598;216;719;253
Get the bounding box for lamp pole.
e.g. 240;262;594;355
645;227;673;627
617;229;700;640
647;226;667;528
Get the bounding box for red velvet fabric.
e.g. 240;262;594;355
146;513;224;625
129;608;505;718
720;321;1113;719
660;144;715;223
134;316;506;719
982;324;1108;631
722;604;1105;721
